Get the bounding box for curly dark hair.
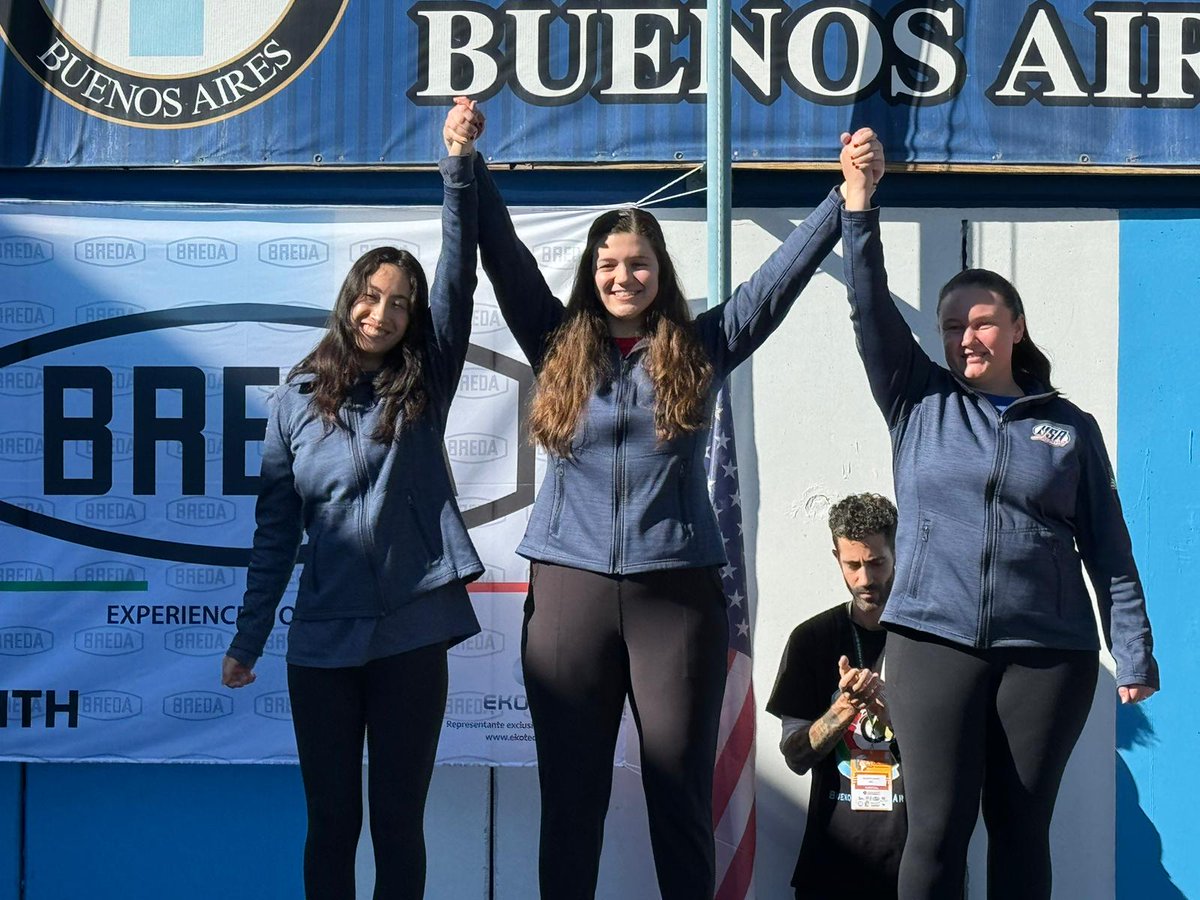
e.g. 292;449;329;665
828;493;898;547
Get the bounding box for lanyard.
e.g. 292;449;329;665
848;601;867;668
848;602;886;680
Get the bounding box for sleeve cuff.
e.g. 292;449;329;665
840;202;880;220
225;641;261;668
439;154;476;188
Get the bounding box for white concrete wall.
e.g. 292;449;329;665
359;203;1123;899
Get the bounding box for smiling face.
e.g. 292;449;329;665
350;263;413;369
938;285;1026;395
592;231;660;337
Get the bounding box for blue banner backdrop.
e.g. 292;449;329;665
0;197;607;764
1;1;1199;167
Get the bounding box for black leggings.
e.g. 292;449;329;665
287;643;449;900
886;629;1099;900
522;562;730;900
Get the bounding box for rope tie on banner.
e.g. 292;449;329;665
631;164;705;208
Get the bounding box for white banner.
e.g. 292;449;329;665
0;197;624;765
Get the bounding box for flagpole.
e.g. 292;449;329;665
707;0;731;312
706;10;758;900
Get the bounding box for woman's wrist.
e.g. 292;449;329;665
840;182;872;211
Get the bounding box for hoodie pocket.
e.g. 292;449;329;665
904;518;932;597
407;492;440;563
549;461;565;537
678;459;693;537
990;529;1066;635
301;504;357;611
1050;537;1064;617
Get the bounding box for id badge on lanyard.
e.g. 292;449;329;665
848;604;894;811
850;750;894;810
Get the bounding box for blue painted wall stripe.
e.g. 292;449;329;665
0;763;20;899
23;764;307;899
1116;212;1200;900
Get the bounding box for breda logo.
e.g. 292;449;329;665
166;564;237;593
472;298;506;335
74;238;146;268
448;628;505;659
164;626;233;656
163;691;232;721
0;1;350;128
74;560;147;584
259;238;329;268
0;236;52;268
166;238;237;268
0;626;53;656
457;364;510;400
533;240;583;271
0;366;43;397
0;307;537;564
0;301;52;332
74;626;144;657
76;301;146;324
446;432;508;464
349;239;420;262
78;690;142;721
254;691;292;720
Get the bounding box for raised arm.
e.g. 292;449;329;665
423;107;481;403
445;98;564;370
1075;414;1160;698
695;186;843;378
225;396;303;674
840;129;935;430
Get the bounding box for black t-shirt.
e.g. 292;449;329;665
767;604;905;898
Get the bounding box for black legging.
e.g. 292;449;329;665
885;628;1099;900
287;642;449;900
522;562;729;900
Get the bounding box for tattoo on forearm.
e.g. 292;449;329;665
783;703;855;774
809;706;853;756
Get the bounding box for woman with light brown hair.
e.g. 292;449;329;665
446;101;875;899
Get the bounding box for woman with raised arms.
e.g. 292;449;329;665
444;98;879;900
838;129;1159;899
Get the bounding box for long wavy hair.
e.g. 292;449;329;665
937;268;1054;390
529;208;713;456
290;246;429;443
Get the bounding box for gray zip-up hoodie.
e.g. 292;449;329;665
842;205;1158;689
228;157;484;663
472;153;843;574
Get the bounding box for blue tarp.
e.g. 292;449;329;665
1;0;1198;167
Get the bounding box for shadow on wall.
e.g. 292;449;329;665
1115;702;1183;899
751;211;947;357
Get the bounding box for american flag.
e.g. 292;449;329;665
707;382;756;900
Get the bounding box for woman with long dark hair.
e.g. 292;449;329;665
838;130;1159;899
444;101;874;899
220;114;485;899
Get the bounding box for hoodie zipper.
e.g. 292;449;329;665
610;353;634;574
348;408;385;608
550;460;565;536
970;387;1059;647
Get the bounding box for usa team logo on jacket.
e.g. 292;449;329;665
1030;422;1073;448
0;1;349;128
